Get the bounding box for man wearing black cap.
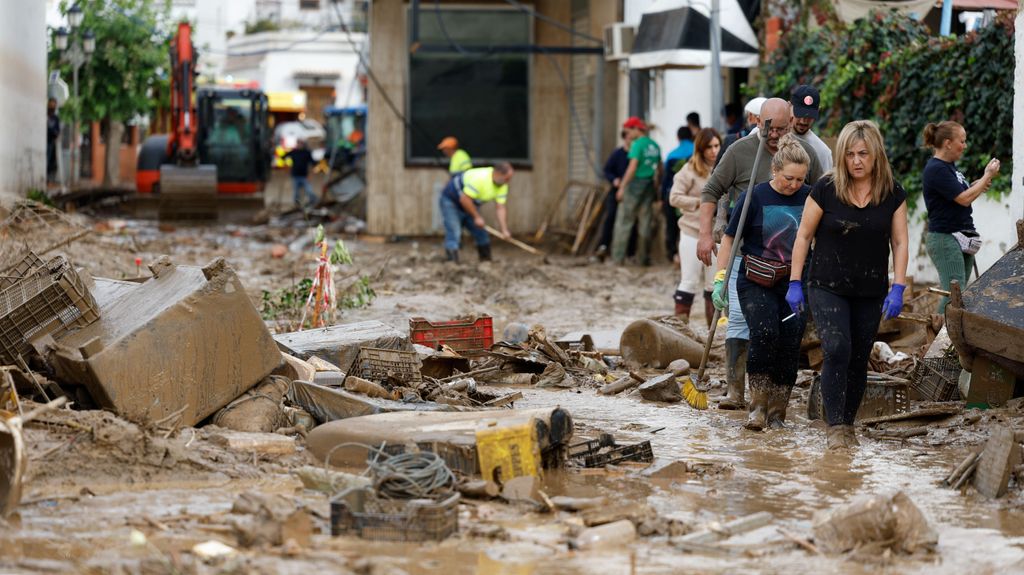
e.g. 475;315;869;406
790;85;833;173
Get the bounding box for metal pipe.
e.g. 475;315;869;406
412;43;604;55
710;0;723;133
940;0;953;35
592;56;605;180
410;0;420;45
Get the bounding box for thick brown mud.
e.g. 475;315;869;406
2;219;1023;573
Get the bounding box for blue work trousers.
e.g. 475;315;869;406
292;175;317;207
440;192;490;251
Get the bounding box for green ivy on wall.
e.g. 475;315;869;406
755;10;1015;206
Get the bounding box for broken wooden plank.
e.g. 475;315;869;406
599;373;642;395
974;425;1022;498
944;452;980;486
858;406;961;426
209;430;296;455
483;391;523;407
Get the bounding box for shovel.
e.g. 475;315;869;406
683;120;773;410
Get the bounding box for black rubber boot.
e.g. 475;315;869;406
673;290;692;321
718;338;747;410
743;373;770;431
445;249;459;263
477;244;492;262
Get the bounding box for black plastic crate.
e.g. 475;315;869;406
570;439;654;468
348;346;422;385
910;350;962;402
330;488;459;541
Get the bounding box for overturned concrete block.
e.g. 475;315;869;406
274;320;411;372
638;373;681;403
49;258;280;427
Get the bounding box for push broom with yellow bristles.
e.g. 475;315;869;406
680;119;772;411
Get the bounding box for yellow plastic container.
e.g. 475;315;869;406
475;418;542;483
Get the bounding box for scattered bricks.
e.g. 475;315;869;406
974;425;1021;499
638;373;682;403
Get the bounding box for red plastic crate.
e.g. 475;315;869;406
409;315;493;352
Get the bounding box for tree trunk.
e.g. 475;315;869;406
103;119;124;188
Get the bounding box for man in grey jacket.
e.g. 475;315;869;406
696;97;823;412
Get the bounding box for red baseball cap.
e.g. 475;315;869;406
622;116;646;130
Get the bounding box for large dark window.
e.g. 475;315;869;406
408;7;531;164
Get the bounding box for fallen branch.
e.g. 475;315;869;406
778;528;820;555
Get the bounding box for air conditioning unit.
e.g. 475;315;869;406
603;23;635;62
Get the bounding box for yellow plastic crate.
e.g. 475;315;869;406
475;418;542;483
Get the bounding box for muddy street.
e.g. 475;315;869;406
2;218;1024;574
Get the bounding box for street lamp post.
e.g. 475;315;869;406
54;4;94;189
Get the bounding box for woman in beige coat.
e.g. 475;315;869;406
669;127;721;326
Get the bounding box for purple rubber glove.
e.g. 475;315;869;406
882;283;906;320
785;280;804;316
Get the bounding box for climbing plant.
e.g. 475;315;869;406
754;10;1015;205
879;11;1015;202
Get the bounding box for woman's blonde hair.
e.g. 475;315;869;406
770;133;810;173
689;127;721;178
832;120;894;206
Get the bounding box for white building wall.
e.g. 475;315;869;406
2;2;47;198
623;0;725;159
174;0;259;78
226;31;366;107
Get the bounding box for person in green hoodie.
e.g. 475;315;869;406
612;116;662;266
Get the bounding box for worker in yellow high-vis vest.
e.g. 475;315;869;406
438;136;473;175
439;163;514;263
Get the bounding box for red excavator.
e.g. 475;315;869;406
136;22;270;220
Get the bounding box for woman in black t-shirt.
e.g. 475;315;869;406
788;120;909;451
921;121;1001;313
713;135;811;431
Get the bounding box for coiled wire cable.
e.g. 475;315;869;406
323;442;455;499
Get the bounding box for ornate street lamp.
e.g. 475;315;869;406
55;4;92;188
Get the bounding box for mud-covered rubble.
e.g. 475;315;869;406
4;205;1024;572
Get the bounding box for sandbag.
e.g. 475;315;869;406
212;375;290;433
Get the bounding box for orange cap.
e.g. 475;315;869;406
437;136;458;150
